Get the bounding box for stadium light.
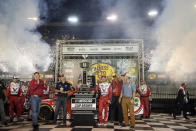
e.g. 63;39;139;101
27;17;38;21
148;10;158;17
68;16;79;23
106;14;118;22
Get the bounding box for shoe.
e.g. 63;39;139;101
4;121;8;126
98;123;103;126
184;116;190;120
17;117;24;122
145;116;149;119
52;121;57;124
139;116;143;120
9;119;13;123
130;126;135;130
63;121;67;127
103;123;107;127
33;124;39;130
121;123;128;127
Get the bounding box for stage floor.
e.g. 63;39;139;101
0;113;196;131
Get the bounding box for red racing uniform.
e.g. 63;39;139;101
67;85;78;117
7;82;22;121
42;84;50;99
20;84;28;114
95;82;112;124
137;84;151;117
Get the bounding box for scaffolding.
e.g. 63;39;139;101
55;39;144;86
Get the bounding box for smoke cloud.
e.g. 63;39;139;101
150;0;196;80
93;0;153;40
0;0;51;74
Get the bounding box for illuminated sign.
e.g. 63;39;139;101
89;63;115;83
148;73;157;80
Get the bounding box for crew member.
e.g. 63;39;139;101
173;83;190;120
95;77;112;126
110;74;123;125
137;80;151;118
0;80;8;125
28;72;47;130
42;80;49;99
53;74;71;126
7;76;23;122
20;81;29;114
119;73;136;129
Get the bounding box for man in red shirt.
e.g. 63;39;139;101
110;74;123;125
137;80;151;118
7;76;23;122
28;72;47;130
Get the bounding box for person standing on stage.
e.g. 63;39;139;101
28;72;46;130
0;80;8;125
20;81;29;114
7;76;23;122
110;74;123;125
119;73;136;129
173;83;190;120
137;80;151;118
94;77;112;126
53;74;71;126
42;80;50;99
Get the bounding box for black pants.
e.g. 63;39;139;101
173;102;187;118
110;96;123;123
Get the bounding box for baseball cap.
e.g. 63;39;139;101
34;72;39;75
13;76;18;79
59;74;64;77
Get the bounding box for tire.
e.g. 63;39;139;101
38;104;54;120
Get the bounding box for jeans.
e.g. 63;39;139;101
54;96;68;122
31;95;42;126
0;99;6;123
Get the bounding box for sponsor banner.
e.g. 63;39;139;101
62;45;139;54
89;63;115;83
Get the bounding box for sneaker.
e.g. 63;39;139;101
98;123;103;126
103;123;107;127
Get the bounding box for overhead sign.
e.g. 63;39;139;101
62;44;139;55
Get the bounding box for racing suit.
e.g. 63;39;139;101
137;84;151;117
95;82;112;124
7;82;22;121
42;84;49;99
20;84;28;114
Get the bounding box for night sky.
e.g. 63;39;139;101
38;0;164;44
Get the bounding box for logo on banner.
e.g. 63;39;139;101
89;63;115;83
134;97;143;115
